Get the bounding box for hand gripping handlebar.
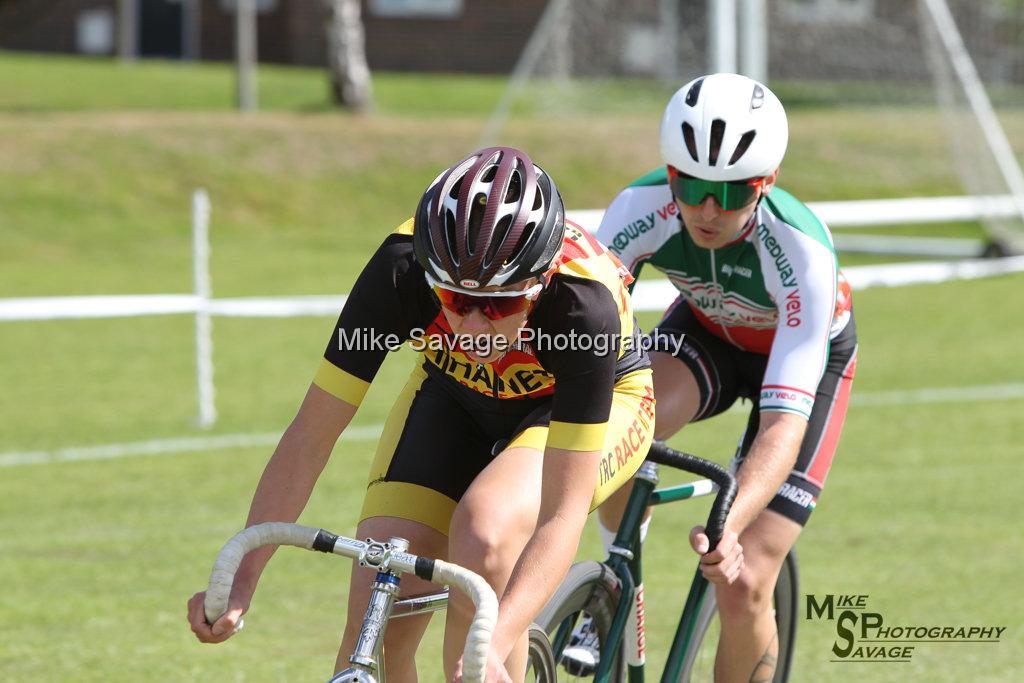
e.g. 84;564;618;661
203;522;498;683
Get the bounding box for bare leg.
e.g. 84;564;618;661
713;510;801;683
336;516;448;683
443;445;545;681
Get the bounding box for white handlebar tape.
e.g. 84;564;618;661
204;522;321;624
426;559;499;683
203;522;499;683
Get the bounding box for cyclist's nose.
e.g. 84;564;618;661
699;195;722;220
457;306;494;336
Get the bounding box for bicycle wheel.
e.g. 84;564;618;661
534;561;625;683
526;623;558;682
678;549;798;683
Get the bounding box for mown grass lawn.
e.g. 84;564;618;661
2;52;1023;682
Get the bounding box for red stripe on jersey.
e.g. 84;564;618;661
762;384;816;399
805;352;857;487
559;237;590;262
689;304;775;354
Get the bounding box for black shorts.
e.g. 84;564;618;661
359;361;655;535
653;302;858;525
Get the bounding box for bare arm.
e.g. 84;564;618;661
232;383;358;596
688;411;806;585
489;446;600;660
188;383;356;641
727;411;807;534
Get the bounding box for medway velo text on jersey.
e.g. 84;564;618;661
596;167;853;419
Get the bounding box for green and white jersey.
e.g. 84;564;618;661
597;168;853;418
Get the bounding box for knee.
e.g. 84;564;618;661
448;503;526;583
715;564;775;621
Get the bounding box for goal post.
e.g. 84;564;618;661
483;0;1024;256
921;0;1024;254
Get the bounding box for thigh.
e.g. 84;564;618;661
359;364;496;536
451;444;546;562
652;299;763;422
504;369;657;512
650;350;701;439
739;509;802;575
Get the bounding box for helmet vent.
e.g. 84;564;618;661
751;85;765;110
509;223;539;266
448;176;464;200
685;77;704;106
728;130;757;167
532;187;543;210
467;193;488;255
443;210;460;265
485;215;513;268
481;165;498;182
682;122;699;163
507;169;523;203
708;119;726;167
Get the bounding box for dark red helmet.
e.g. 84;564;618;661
414;147;565;289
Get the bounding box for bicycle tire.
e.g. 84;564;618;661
526;623;559;682
677;549;799;682
534;561;626;683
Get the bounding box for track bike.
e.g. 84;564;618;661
202;522;554;682
534;441;799;682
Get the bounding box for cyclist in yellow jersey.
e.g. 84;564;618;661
186;147;655;682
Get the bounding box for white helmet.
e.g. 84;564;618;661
659;73;788;182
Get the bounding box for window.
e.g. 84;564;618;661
77;9;114;55
779;0;874;24
218;0;279;13
368;0;463;19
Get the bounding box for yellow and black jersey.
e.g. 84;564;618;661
313;218;650;453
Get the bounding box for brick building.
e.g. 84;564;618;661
0;0;1021;82
0;0;548;73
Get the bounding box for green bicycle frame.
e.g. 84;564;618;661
590;461;718;683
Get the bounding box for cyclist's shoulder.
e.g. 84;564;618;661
360;218;417;267
598;168;679;261
541;272;619;322
350;218;433;317
758;188;833;251
543;223;630;323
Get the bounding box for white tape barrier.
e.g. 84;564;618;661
3;256;1024;322
0;424;383;467
0;295;203;321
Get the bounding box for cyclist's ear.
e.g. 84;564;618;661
761;167;781;195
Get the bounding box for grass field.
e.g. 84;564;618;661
2;53;1023;682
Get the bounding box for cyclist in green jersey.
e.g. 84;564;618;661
565;74;858;682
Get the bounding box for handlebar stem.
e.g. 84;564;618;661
635;460;660;485
350;572;402;672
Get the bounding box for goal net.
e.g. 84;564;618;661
483;0;1024;256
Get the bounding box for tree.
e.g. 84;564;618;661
324;0;374;112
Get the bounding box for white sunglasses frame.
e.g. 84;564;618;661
424;271;544;301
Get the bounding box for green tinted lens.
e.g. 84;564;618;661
670;175;759;211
